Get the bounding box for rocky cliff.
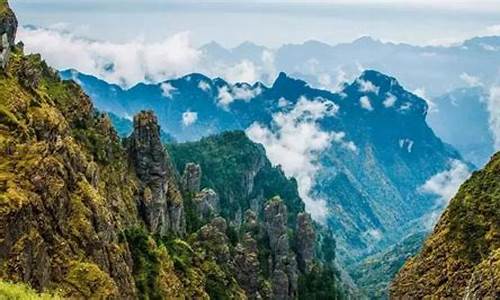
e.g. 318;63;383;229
0;2;346;298
391;152;500;298
126;111;185;236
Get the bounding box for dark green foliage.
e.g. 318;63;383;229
123;227;162;300
298;265;343;300
182;192;203;233
167;131;304;226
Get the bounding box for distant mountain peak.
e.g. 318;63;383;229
272;72;308;90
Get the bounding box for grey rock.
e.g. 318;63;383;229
0;2;17;69
234;233;261;299
182;162;201;193
264;197;298;300
127;110;185;236
296;212;315;272
193;188;219;222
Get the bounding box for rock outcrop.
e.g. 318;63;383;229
264;197;298;300
182;162;202;193
296;212;316;272
0;1;16;68
193;188;219;222
391;152;500;299
127;110;185;236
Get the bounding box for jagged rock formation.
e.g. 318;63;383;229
264;197;298;300
192;188;219;222
0;1;16;69
127;111;185;236
391;152;500;299
296;213;316;272
168;131;305;227
182;162;202;193
0;2;351;298
64;65;465;268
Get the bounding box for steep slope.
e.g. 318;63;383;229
391;152;500;299
0;9;141;299
351;232;426;299
0;2;347;298
168;131;304;226
61;68;465;265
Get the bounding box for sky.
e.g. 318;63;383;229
10;0;500;48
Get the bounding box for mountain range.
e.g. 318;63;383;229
2;1;499;298
0;2;350;298
60;68;468;280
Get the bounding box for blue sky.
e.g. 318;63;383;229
11;0;500;47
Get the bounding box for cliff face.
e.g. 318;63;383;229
391;152;500;299
126;111;185;236
0;4;138;297
0;3;346;298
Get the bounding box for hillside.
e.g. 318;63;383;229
391;152;500;298
0;2;346;298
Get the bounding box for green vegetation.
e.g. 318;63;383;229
351;232;426;299
298;265;343;300
0;281;60;300
168;131;304;226
391;152;500;299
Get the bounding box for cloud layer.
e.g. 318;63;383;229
419;159;470;228
488;86;500;150
18;26;201;88
246;96;356;222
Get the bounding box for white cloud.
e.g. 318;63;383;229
182;111;198;126
278;97;289;108
216;84;262;107
357;78;380;95
261;49;277;82
232;84;263;100
360;96;374;111
460;72;483;87
18;26;201;88
413;87;437;113
383;92;397;108
419;159;470;228
487;86;500;150
486;24;500;35
223;60;258;83
198;80;211;92
160;82;176;98
331;131;358;152
246;96;349;222
217;86;234;107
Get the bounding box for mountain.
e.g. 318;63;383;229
391;151;500;298
351;231;427;299
427;87;495;167
198;36;500;97
61;68;465;266
0;2;347;298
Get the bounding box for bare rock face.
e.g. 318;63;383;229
0;1;17;68
193;188;219;222
296;212;315;272
127;110;185;236
264;197;298;300
234;210;262;299
182;162;202;193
